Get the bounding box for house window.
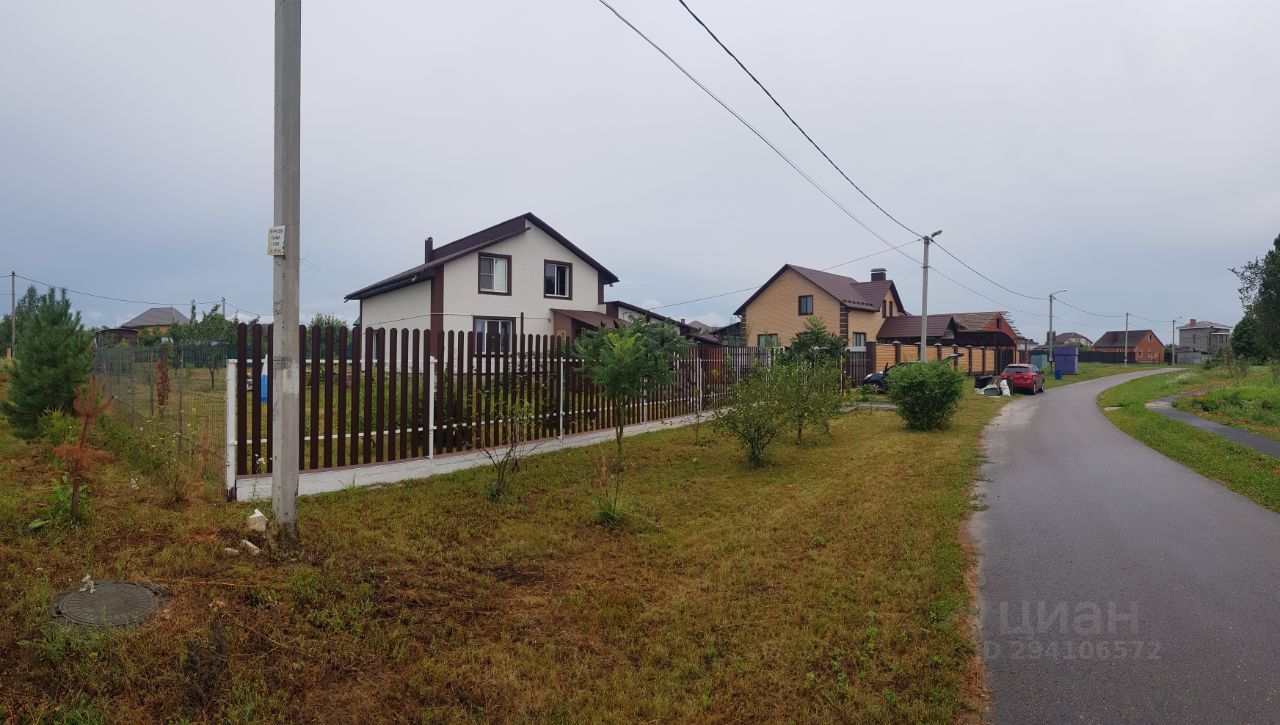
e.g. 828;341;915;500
798;295;813;316
474;318;512;353
478;254;511;295
544;260;571;298
851;332;866;348
757;333;779;348
881;300;887;318
888;300;894;317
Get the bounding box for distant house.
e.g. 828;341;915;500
1095;329;1164;362
1177;319;1231;355
100;306;190;345
734;265;907;349
1053;331;1093;348
345;212;620;352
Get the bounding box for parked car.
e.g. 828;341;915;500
862;353;962;392
1000;363;1045;394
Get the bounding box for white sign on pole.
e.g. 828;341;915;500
267;225;287;256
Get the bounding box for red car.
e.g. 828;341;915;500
1000;364;1045;394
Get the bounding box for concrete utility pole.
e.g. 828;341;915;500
1171;319;1177;366
919;230;942;361
271;0;302;542
1123;312;1130;366
1047;289;1067;373
9;271;14;358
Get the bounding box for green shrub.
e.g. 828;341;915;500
887;361;966;431
776;360;843;444
714;364;787;465
29;473;85;530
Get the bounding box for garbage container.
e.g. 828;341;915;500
1054;368;1063;381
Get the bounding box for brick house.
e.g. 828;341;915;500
1095;329;1164;363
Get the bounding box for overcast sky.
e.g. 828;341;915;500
2;1;1276;341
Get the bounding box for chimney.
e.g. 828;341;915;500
680;318;686;325
1188;318;1196;326
870;268;887;282
425;236;434;262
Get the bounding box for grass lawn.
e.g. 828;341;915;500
1042;362;1172;390
0;379;1005;722
1172;365;1280;442
1100;368;1280;512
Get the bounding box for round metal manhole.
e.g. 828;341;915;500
53;581;167;628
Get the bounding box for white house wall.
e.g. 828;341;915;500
360;279;432;332
440;223;605;337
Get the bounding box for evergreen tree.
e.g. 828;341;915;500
2;288;92;438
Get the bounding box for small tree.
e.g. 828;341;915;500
776;359;843;444
714;364;787;465
481;386;541;501
779;316;844;367
155;345;171;413
50;376;113;522
1230;308;1266;364
574;320;691;462
887;361;966;431
2;288;92;439
170;303;243;389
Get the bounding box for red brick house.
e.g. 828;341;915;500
1095;329;1164;363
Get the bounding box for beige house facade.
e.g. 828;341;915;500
733;265;906;349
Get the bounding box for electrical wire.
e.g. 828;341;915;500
14;274;219;308
674;0;921;238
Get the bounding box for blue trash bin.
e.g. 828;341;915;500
1054;369;1063;381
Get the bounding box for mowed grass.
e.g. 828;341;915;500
1;382;1004;722
1100;368;1280;512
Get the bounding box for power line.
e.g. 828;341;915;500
930;241;1045;301
1053;297;1125;319
674;0;921;238
14;274;218;308
593;0;919;264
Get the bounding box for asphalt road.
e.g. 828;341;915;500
971;369;1280;723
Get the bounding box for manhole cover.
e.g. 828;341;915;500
53;581;166;628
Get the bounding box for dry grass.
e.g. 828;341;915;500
0;374;1004;722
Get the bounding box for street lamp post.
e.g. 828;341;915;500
919;230;943;361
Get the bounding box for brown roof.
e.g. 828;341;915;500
876;314;957;339
551;308;626;329
603;301;722;345
733;264;906;316
346;213;620;301
1095;330;1160;349
950;312;1004;331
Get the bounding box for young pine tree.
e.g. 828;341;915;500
2;289;92;439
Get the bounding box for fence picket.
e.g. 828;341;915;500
324;326;335;469
250;323;262;475
235;323;248;476
338;326;349;468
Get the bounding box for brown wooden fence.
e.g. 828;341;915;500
231;324;791;477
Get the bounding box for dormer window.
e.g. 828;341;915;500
544;260;572;299
479;254;511;295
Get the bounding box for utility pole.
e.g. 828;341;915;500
9;271;14;358
1048;289;1067;373
1123;312;1130;366
220;296;226;318
1171;319;1177;366
919;230;942;361
271;0;302;542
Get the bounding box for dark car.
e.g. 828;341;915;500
862;353;962;392
1000;363;1045;394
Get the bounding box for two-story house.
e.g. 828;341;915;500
346;213;620;352
1177;319;1231;355
733;265;907;349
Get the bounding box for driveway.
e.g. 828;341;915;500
972;369;1280;723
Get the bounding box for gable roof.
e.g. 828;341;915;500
604;301;722;345
122;306;189;329
345;212;619;301
876;314;958;339
950;312;1007;332
733;264;906;316
1095;330;1160;348
1053;331;1092;343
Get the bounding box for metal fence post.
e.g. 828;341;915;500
558;356;565;440
225;358;237;499
176;346;185;457
427;355;435;459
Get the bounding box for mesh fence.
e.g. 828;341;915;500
93;343;230;461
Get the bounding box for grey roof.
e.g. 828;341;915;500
121;306;189;329
1178;320;1230;330
1054;331;1093;344
1095;330;1161;348
345;212;620;301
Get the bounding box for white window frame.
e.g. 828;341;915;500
479;254;509;294
474;317;512;353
